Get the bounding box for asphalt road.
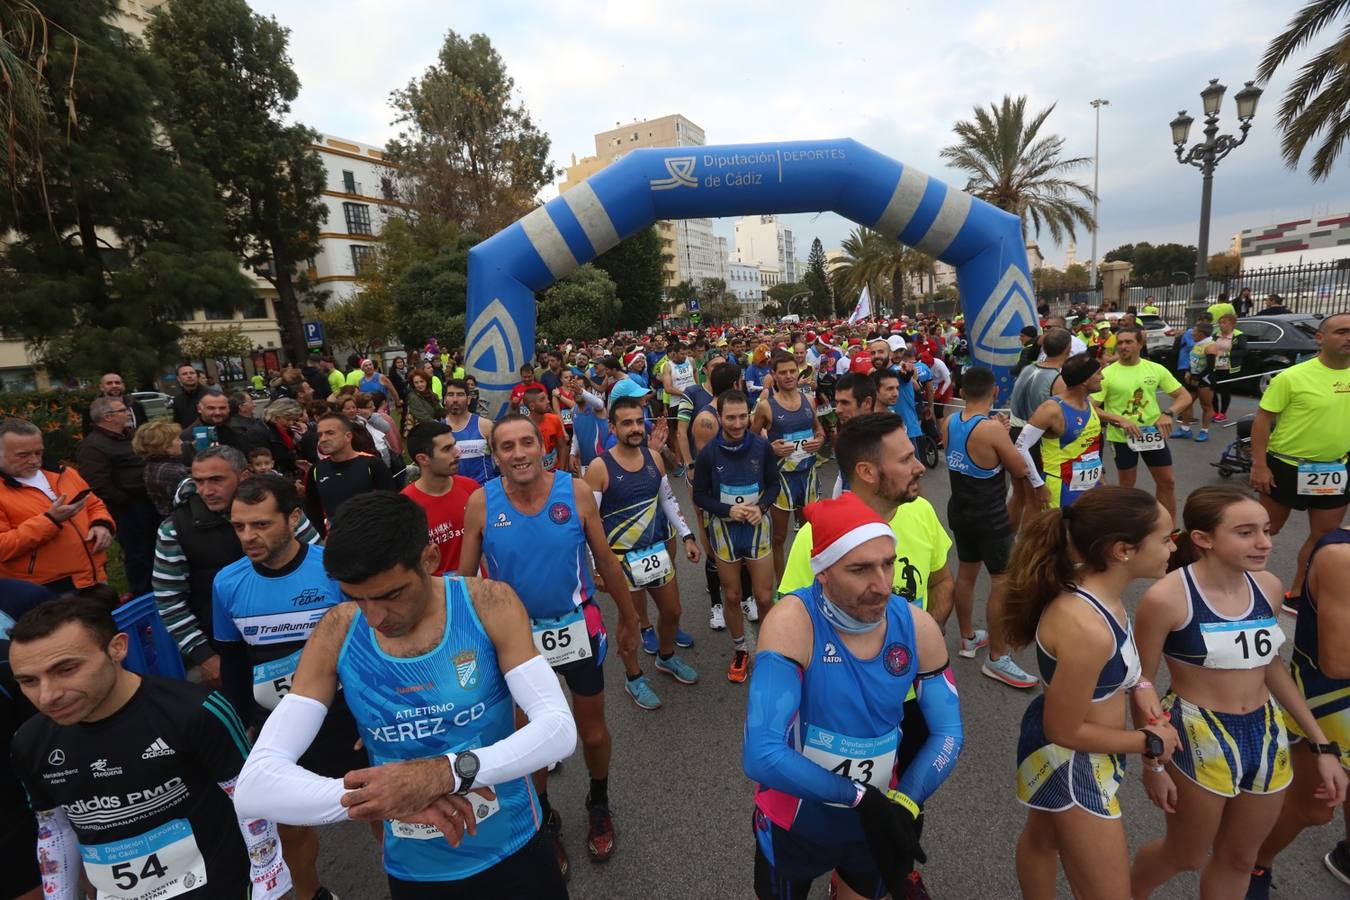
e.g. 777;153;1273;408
314;392;1348;899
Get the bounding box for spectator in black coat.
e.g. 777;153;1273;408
76;397;158;595
170;363;209;427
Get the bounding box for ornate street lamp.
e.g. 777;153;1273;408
1172;78;1262;323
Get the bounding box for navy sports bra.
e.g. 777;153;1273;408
1035;588;1141;702
1162;565;1284;670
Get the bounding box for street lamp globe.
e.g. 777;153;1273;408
1201;78;1227;116
1170;110;1194;146
1234;81;1263;121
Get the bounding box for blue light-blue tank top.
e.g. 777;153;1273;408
449;414;495;486
336;575;539;881
481;471;593;619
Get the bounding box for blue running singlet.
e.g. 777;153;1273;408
337;575;540;881
449;414;496;486
481;471;594;619
754;581;918;845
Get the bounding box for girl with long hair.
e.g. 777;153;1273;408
1008;486;1180;900
1129;485;1346;898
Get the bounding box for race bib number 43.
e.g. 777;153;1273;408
801;725;899;807
81;818;207;900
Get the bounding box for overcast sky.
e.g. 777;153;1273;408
249;0;1350;269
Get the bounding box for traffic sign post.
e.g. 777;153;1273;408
303;321;324;347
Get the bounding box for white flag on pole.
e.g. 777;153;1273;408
847;285;871;324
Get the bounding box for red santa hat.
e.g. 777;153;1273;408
803;493;895;574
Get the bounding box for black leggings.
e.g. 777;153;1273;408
1214;377;1233;414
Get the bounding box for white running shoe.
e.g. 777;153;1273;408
958;629;989;659
742;599;760;623
709;603;727;630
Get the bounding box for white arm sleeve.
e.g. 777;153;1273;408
220;778;292;900
1014;424;1047;488
233;693;349;825
658;476;692;539
593;490;604;511
460;655;577;789
34;807;81;900
579;389;606;412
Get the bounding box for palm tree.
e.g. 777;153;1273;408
830;226;935;317
940;95;1096;245
1;1;74;216
1258;0;1350;181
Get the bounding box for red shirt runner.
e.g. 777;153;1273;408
401;476;482;575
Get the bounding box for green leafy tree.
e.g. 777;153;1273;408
592;226;664;330
805;238;833;319
829;227;926;317
1104;241;1197;282
318;291;393;359
0;0;252;385
1;0;75;213
149;0;328;363
1259;0;1350;180
537;265;621;343
759;300;785;320
388;31;555;236
706;294;743;324
381;224;479;353
940;94;1096;244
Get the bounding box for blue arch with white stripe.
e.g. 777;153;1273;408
466;139;1036;417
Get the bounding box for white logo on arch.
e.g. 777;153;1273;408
970;265;1036;367
650;156;698;191
466;298;525;416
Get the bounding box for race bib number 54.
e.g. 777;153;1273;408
81;819;207;900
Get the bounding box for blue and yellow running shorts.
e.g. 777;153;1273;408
1163;691;1291;797
774;467;820;512
1287;652;1350;770
614;540;676;591
708;514;771;563
1016;695;1124;819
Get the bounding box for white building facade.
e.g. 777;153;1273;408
309;134;400;303
734;215;797;283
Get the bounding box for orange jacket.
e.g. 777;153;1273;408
0;466;114;588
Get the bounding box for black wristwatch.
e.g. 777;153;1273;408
682;533;697;545
451;750;480;796
1140;729;1165;759
1309;741;1343;758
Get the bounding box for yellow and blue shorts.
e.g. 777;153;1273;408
1016;696;1125;819
708;514;771;563
1163;691;1291;797
614;540;677;591
774;467;819;512
1287;653;1350;770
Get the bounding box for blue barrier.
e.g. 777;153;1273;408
467;139;1037;417
114;593;186;680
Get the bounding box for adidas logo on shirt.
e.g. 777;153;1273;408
141;738;175;759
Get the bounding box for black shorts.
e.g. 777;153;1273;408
1185;370;1216;391
753;812;883;900
0;802;39;898
953;528;1015;574
387;827;568;899
1266;454;1350;512
550;600;608;698
1111;439;1173;471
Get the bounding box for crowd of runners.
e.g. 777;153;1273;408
0;302;1347;900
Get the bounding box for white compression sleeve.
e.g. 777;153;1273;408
464;655;577;789
658;476;692;539
34;807;81;900
234;693;348;825
579;389;606;412
1014;424;1047;488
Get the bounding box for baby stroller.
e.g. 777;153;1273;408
1213;414;1254;478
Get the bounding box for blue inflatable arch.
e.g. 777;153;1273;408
466;139;1037;417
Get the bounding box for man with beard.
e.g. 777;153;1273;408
585;396;699;712
401;423;482;575
776;413;955;897
445;379;496;486
743;492;962;900
81;372;149;434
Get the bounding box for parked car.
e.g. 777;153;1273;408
130;391;174;422
1233;314;1322;394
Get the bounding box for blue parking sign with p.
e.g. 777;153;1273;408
304;321;324;346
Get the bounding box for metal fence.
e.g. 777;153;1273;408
1040;259;1350;322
